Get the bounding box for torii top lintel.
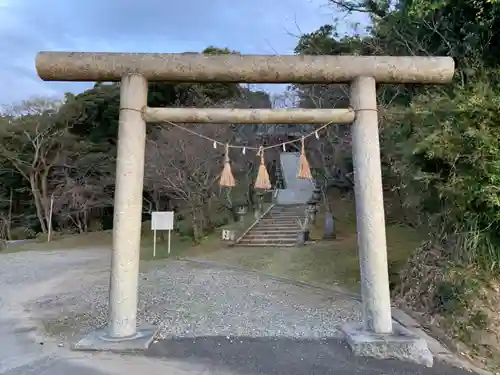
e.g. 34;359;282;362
35;51;454;85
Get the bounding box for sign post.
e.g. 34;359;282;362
151;211;174;257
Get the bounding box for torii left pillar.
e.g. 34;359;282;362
73;74;157;351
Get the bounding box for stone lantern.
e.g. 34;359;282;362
254;190;264;219
317;180;336;240
236;205;248;224
306;184;322;225
275;166;284;189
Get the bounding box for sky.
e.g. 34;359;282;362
0;0;367;105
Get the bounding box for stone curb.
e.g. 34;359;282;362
180;257;493;375
390;310;492;375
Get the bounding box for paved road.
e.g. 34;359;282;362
1;337;476;375
147;336;474;375
0;249;479;375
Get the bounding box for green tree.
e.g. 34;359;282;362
0;99;78;233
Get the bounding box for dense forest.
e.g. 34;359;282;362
2;0;500;366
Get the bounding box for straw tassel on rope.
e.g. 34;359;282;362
254;146;271;190
219;143;236;187
297;137;313;180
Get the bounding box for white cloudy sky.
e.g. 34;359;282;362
0;0;368;105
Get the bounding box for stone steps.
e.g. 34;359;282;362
249;230;300;236
260;216;299;221
251;225;301;229
265;219;301;221
244;232;298;238
249;229;299;234
263;216;300;219
237;204;307;248
237;240;297;247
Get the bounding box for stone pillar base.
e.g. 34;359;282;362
72;324;157;353
340;322;433;367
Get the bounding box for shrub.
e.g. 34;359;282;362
382;73;500;271
9;226;36;240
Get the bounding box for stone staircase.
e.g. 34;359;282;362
276;152;314;205
237;152;315;248
237;204;307;247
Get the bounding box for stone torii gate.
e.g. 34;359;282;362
35;52;454;362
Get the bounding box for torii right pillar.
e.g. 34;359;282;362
341;76;433;367
351;76;393;333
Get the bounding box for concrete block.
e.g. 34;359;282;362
340;322;433;367
72;324;157;353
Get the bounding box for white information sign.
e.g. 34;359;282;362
151;211;174;230
151;211;174;257
222;229;235;241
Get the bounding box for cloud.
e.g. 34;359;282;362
0;0;366;105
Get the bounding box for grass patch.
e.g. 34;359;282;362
288;222;422;292
3;205;269;262
4;230;113;253
139;232;196;260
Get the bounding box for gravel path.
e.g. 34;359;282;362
0;248;477;375
6;249;361;342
